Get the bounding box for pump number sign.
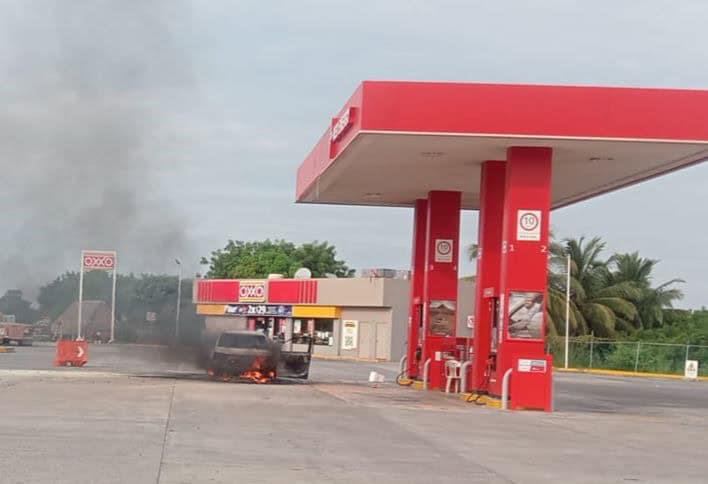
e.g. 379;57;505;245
517;210;541;241
434;239;453;263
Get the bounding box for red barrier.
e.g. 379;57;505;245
54;340;89;367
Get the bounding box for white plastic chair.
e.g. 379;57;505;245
445;359;462;394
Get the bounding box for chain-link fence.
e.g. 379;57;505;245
547;336;708;376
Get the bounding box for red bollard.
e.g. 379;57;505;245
54;340;89;367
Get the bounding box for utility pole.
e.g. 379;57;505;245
175;258;182;343
564;254;571;369
78;258;84;340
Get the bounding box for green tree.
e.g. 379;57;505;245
0;290;40;323
467;243;479;261
202;239;354;279
606;252;684;329
547;237;640;337
37;272;202;344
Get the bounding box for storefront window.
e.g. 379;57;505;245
252;317;277;338
291;318;310;344
291;318;334;346
313;319;335;346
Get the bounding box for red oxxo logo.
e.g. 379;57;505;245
238;281;266;303
82;251;116;271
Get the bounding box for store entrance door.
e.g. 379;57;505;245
359;322;389;361
359;322;375;360
375;322;390;360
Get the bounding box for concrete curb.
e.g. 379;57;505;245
460;392;502;408
557;367;707;382
403;379;435;391
312;355;362;362
404;382;503;408
312;355;386;363
0;369;123;378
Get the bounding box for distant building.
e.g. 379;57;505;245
53;300;111;342
0;313;16;323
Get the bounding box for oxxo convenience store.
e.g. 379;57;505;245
194;276;474;361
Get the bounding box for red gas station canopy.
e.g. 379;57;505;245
296;81;708;209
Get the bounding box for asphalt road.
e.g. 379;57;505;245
1;344;707;483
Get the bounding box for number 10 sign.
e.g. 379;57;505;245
517;210;542;242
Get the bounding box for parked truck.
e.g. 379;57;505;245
0;323;34;346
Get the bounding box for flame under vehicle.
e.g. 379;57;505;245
207;330;313;383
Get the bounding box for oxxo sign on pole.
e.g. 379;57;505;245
78;250;117;342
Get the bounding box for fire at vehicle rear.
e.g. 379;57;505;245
207;331;279;383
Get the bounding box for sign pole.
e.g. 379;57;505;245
110;257;117;343
78;251;85;340
564;254;571;369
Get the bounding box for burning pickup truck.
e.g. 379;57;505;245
207;330;313;383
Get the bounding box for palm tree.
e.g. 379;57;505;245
467;243;479;261
471;233;680;335
547;237;640;337
608;252;684;328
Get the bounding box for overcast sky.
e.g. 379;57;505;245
1;1;708;307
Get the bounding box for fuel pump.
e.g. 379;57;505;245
484;296;500;387
404;303;425;383
415;303;424;363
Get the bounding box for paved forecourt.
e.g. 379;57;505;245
0;345;706;483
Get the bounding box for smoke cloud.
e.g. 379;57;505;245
0;1;196;298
